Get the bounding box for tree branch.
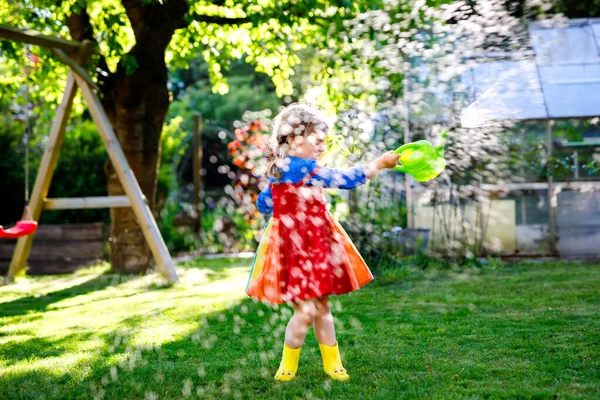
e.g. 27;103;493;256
122;0;146;39
189;13;251;25
65;6;116;117
188;5;347;28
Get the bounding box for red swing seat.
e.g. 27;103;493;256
0;220;38;239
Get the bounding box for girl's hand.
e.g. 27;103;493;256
364;151;401;179
378;151;402;169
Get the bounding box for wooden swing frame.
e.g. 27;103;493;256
0;24;179;283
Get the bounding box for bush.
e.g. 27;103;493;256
41;119;109;224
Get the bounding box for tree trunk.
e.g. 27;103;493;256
104;62;166;272
67;1;188;273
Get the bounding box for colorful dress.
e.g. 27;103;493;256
245;156;374;304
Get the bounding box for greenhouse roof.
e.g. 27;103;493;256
459;18;600;127
409;19;600;127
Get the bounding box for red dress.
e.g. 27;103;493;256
246;169;374;304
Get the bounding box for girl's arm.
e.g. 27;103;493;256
305;151;401;189
307;162;366;189
256;184;273;215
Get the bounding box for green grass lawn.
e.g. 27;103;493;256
1;258;599;399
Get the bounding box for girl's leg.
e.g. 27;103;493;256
315;296;349;381
285;299;317;348
275;299;317;381
313;295;336;346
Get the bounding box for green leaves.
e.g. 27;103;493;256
87;0;135;71
2;0;418;119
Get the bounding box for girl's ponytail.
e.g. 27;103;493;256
265;150;283;182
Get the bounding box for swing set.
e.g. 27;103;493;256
0;24;179;284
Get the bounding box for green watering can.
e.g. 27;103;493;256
393;131;448;182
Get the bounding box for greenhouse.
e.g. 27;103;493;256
401;18;600;257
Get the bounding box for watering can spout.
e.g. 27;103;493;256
435;130;449;154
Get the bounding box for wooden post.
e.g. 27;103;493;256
477;175;486;256
546;119;558;255
403;53;414;229
6;73;78;281
43;196;136;210
73;74;179;283
192;113;203;235
519;129;527;225
50;48;100;91
0;24;82;53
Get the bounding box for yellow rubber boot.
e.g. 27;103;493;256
318;341;349;381
274;343;302;381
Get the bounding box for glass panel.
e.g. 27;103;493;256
593;22;600;45
557;191;600;255
540;64;600;118
530;24;600;65
505;189;552;254
459;61;547;125
460;90;547;125
471;61;541;95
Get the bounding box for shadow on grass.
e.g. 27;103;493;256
0;331;98;367
0;295;292;400
0;257;248;319
0;274;117;319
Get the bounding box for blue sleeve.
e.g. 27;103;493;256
256;184;273;215
304;160;367;189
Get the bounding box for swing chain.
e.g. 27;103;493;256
22;44;33;221
24;44;31;205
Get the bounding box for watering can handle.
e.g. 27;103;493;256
393;142;421;173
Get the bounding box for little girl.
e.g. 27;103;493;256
245;102;401;382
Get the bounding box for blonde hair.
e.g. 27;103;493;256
266;102;330;182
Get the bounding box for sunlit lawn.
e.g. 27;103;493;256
1;258;599;399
